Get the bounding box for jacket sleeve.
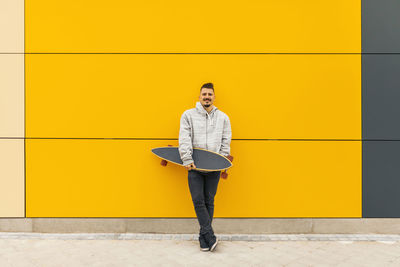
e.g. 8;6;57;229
178;112;194;166
219;115;232;157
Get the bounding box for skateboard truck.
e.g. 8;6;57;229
160;145;174;166
221;155;234;179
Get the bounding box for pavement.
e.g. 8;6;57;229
1;233;400;266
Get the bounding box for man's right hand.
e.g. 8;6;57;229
184;163;196;171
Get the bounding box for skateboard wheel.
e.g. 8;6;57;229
161;160;168;166
221;171;228;179
227;155;234;162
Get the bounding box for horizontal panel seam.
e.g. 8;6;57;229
6;138;400;141
0;137;375;141
6;52;399;55
21;217;363;219
1;52;372;55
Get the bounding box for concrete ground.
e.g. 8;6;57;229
1;234;400;266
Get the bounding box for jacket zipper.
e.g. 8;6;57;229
205;114;208;150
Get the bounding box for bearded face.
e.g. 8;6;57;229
199;88;215;108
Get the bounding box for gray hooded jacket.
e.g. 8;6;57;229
178;101;232;166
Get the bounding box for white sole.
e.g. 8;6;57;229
209;237;218;252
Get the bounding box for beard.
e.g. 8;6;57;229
203;99;211;108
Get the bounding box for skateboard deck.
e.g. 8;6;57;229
151;146;233;172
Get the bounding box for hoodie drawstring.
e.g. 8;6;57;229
196;101;216;126
207;112;215;126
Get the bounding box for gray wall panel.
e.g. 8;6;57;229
362;54;400;140
362;0;400;53
363;141;400;218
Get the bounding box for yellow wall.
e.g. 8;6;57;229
26;139;361;217
24;0;362;217
26;0;361;53
26;54;361;139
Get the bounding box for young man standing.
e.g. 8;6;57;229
178;82;232;252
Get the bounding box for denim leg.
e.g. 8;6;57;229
188;170;213;235
204;171;221;224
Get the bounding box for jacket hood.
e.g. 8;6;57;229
195;101;218;115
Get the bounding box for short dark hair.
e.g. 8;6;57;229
200;82;214;92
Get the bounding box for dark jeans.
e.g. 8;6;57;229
188;169;221;236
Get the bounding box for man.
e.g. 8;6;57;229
178;82;232;252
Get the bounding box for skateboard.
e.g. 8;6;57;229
151;146;234;179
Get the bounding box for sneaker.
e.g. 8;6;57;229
199;234;209;251
204;232;218;252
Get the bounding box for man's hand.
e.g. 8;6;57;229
184;163;196;171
